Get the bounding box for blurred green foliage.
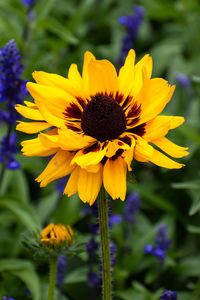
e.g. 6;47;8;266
0;0;200;299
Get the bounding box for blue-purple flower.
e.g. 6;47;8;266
56;175;69;194
119;6;145;64
110;241;117;269
21;0;35;5
176;73;191;90
144;224;171;263
123;192;141;223
0;39;27;113
109;214;122;228
3;297;15;300
155;224;171;251
87;270;100;288
0;134;20;170
160;290;178;300
0;39;27;171
86;237;99;256
56;255;68;285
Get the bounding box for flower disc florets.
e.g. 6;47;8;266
81;94;126;142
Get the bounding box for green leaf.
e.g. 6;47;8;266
151;40;183;75
36;18;78;45
177;256;200;277
65;267;87;284
192;75;200;83
0;259;40;300
0;169;13;196
187;225;200;234
11;170;30;203
36;0;56;21
53;194;81;225
0;197;41;233
37;191;59;223
189;196;200;215
172;180;200;190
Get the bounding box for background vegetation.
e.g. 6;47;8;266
0;0;200;299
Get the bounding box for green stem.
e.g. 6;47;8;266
98;186;112;300
48;256;58;300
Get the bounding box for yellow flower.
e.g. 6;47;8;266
16;50;189;205
40;223;73;246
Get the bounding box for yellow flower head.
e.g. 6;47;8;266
16;50;189;205
40;223;73;246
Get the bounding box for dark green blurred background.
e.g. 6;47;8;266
0;0;200;299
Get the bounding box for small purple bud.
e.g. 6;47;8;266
176;73;191;89
144;244;155;254
6;159;20;170
160;290;178;300
109;214;122;228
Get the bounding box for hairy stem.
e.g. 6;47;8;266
48;256;58;300
98;186;112;300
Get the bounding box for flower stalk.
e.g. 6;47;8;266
98;186;112;300
48;255;58;300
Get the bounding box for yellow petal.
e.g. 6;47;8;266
67;225;73;238
16;121;51;134
40;127;95;151
83;163;101;173
71;142;107;168
103;157;127;201
24;101;37;108
35;102;65;127
82;51;96;97
149;149;185;169
152;137;189;158
64;166;79;197
68;63;82;92
15;104;43;121
38;131;60;150
118;49;136;99
106;139;130;158
169;116;185;129
130;54;153;97
21;137;57;157
32;71;79;97
40;223;54;237
135;68;175;126
133;136;154;162
36;150;74;187
27;82;79;120
78;166;103;205
88;59;118;95
122;148;134;171
144;116;184;141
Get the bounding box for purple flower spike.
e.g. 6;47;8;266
160;290;178;300
123;192;141;223
144;224;171;263
0;39;27;170
86;237;99;256
119;6;145;64
155;224;171;251
21;0;35;5
56;255;68;285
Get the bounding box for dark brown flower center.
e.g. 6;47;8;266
81;94;126;142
